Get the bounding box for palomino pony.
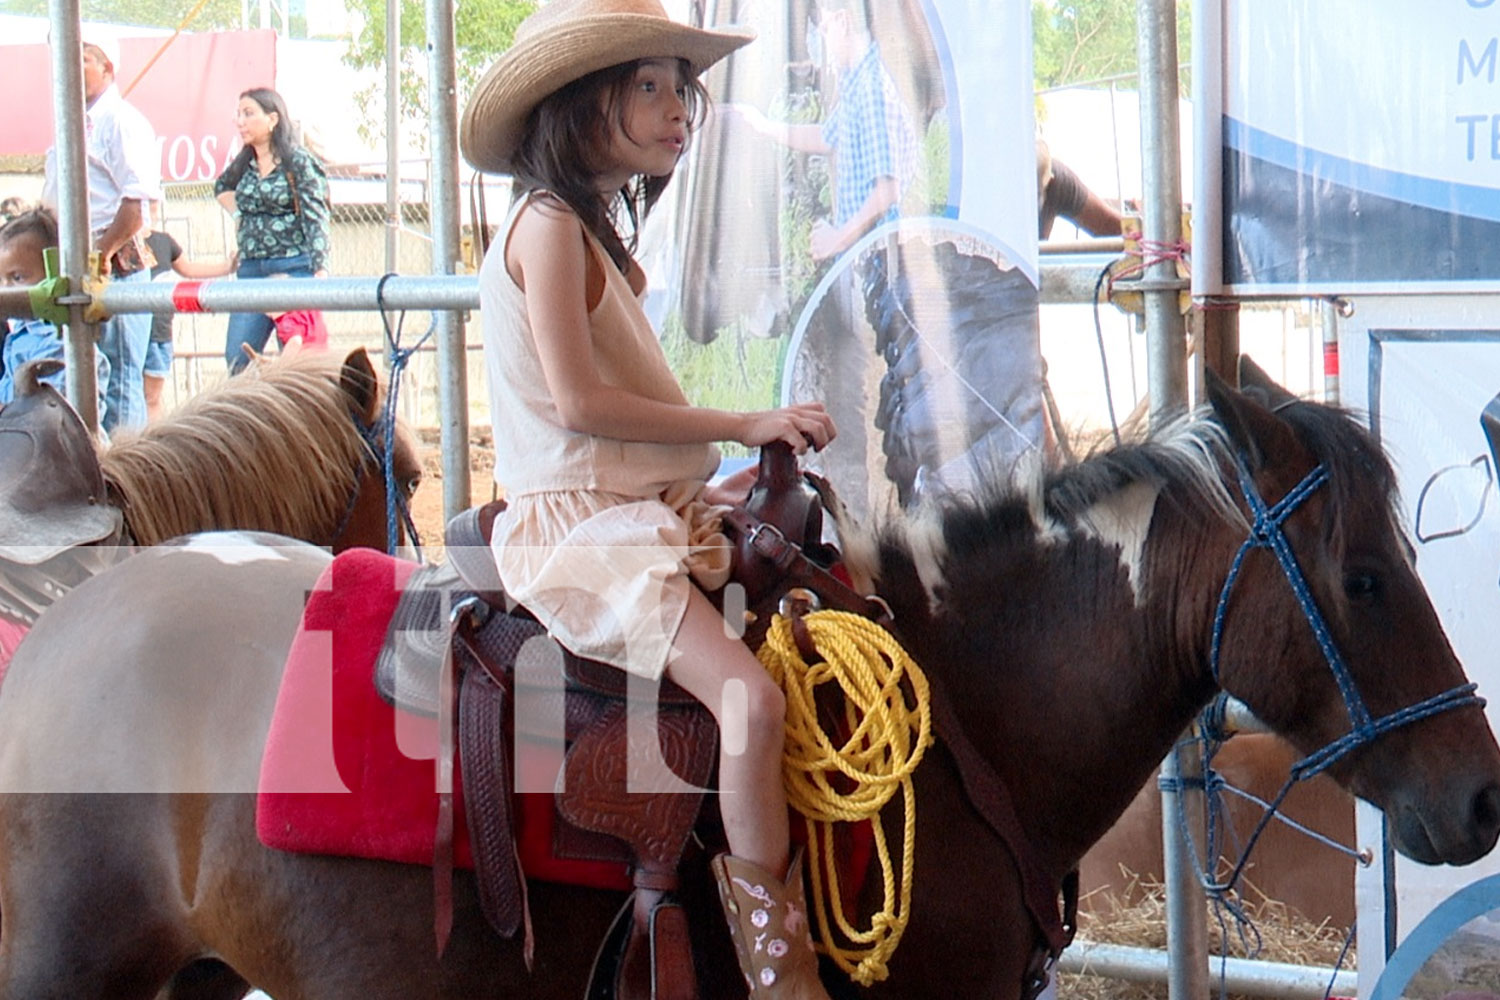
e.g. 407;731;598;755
99;346;422;551
0;365;1495;999
0;348;421;628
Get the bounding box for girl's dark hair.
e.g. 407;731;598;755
510;58;707;274
219;87;301;190
0;207;59;253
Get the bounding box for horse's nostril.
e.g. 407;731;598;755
1474;784;1500;839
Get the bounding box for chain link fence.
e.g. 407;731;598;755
156;163;511;432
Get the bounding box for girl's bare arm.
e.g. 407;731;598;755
511;204;834;453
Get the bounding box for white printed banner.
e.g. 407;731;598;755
1197;0;1500;293
1340;298;1500;999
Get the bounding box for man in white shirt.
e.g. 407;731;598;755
41;37;161;432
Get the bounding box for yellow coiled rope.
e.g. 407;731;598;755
756;609;933;986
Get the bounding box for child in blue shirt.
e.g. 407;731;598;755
0;209;110;413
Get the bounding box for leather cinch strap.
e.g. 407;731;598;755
927;677;1074;991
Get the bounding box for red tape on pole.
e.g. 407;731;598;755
171;281;207;314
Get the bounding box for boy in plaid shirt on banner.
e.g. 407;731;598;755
728;0;918;261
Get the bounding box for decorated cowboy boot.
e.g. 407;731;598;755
711;851;831;999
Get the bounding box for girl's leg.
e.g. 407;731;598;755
664;588;790;879
667;590;830;998
224;311;276;373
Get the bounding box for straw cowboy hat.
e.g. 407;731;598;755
0;360;122;564
460;0;753;175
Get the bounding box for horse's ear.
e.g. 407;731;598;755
1206;364;1298;471
1238;354;1300;412
339;348;380;425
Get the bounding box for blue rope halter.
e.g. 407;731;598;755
373;273;433;556
323;397;417;556
1173;455;1482;991
1208;458;1482;782
1182;456;1483;910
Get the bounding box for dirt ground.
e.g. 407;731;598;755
407;427;498;557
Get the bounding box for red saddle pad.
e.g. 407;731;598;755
256;547;630;892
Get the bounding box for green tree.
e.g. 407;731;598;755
340;0;533;153
1033;0;1192;94
8;0;242;31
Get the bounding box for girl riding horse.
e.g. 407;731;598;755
460;1;835;994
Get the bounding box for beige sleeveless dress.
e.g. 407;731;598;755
479;192;731;680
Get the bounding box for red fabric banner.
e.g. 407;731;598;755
0;30;277;183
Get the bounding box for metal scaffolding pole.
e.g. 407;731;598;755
1138;0;1189;423
385;0;400;275
48;0;101;432
424;0;470;524
1136;5;1204;1000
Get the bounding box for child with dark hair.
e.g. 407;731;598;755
144;202;235;421
461;2;836;993
0;197;28;224
0;209;110;412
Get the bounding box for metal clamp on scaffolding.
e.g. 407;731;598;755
81;250;112;324
29;248;72;327
1105;212;1193;316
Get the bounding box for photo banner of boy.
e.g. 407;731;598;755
641;0;1038;520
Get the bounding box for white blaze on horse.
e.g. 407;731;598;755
0;362;1492;999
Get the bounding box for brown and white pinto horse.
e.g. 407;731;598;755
0;364;1493;999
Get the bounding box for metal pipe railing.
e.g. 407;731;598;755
0;260;1136;323
1041;236;1127;255
1060;940;1357;1000
97;275;479;314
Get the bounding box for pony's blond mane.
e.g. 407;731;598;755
100;352;374;546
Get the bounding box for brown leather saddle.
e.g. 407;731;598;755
372;443;884;999
0;360;127;625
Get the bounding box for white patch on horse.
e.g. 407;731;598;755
179;532;293;565
1076;482;1159;601
902;515;950;614
830;519;880;597
1022;471;1071;545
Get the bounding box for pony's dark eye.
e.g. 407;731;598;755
1344;571;1380;603
404;477;421;497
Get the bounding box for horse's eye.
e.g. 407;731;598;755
404;477;421;497
1344;571;1380;603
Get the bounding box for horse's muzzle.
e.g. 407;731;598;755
1389;779;1500;866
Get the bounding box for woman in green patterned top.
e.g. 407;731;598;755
214;87;331;373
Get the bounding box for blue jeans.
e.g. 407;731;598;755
225;253;316;373
100;268;151;432
143;339;173;376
